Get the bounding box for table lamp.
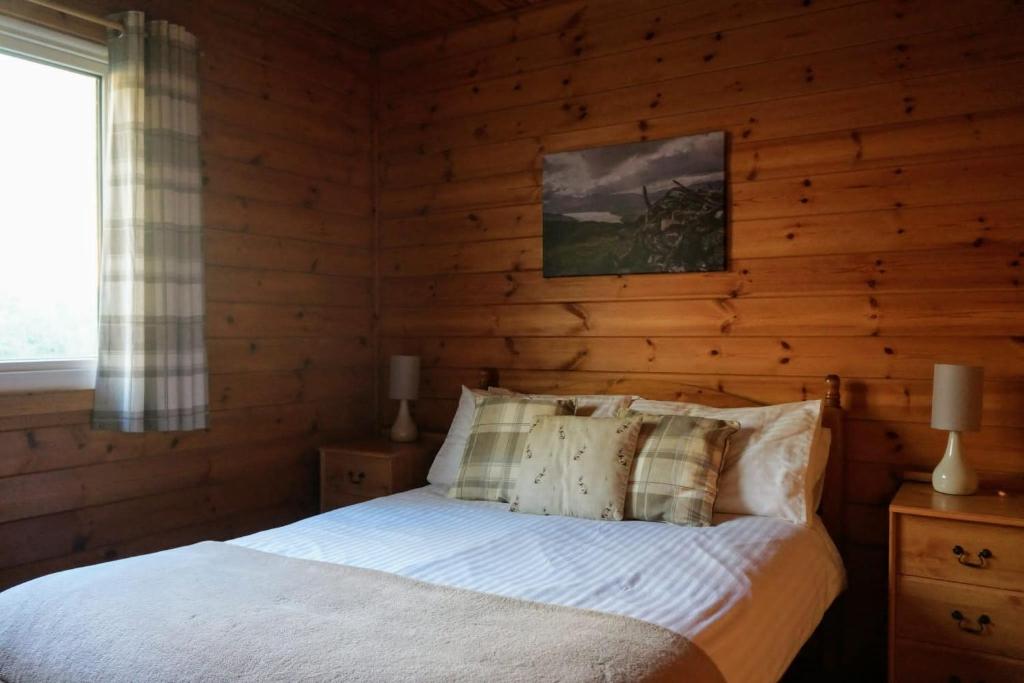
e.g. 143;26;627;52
930;363;983;495
388;355;420;442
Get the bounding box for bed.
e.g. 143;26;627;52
0;372;847;683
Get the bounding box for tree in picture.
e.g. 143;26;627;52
542;131;726;277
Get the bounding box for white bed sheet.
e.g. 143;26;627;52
232;485;845;683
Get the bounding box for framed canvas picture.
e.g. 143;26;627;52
542;131;726;277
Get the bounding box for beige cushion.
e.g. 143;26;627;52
625;412;739;527
448;396;574;503
510;415;643;521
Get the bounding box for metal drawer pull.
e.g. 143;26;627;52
347;470;366;485
950;610;991;635
952;545;992;568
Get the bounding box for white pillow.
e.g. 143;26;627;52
488;387;634;418
427;385;488;487
808;427;832;514
628;398;824;525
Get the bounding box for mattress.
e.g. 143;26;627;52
233;485;845;683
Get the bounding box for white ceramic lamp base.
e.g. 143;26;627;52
931;431;978;496
390;399;418;443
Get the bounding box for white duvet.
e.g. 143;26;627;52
233;486;844;683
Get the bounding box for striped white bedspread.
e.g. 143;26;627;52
232;485;844;683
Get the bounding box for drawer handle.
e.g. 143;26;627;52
952;545;992;568
347;470;366;485
951;610;991;635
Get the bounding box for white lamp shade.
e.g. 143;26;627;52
931;364;983;432
388;355;420;400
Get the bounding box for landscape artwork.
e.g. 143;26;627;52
542;131;726;277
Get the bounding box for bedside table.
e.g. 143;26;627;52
319;436;439;512
888;482;1024;682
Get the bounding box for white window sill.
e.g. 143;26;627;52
0;359;97;393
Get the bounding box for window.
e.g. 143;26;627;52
0;17;106;391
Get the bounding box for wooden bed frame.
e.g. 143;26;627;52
474;368;845;546
474;367;846;677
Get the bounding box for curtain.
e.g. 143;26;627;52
93;11;208;432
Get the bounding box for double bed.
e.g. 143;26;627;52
0;373;847;682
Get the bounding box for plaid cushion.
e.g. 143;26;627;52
448;396;575;503
625;411;739;526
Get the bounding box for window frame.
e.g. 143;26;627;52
0;15;107;393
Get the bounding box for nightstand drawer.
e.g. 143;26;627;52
894;639;1024;683
322;453;394;498
898;515;1024;591
895;575;1024;660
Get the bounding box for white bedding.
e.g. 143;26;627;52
232;485;845;683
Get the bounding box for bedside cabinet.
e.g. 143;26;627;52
319;436;439;512
889;482;1024;682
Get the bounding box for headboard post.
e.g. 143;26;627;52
824;374;840;409
819;375;845;550
818;375;846;671
475;367;845;548
478;367;499;390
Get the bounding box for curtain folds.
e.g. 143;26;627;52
93;11;208;432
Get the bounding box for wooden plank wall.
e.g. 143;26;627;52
375;0;1024;674
0;0;374;588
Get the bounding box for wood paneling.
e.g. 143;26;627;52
0;0;374;589
376;0;1024;675
268;0;550;49
1;0;1021;675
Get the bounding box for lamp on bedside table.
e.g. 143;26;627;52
930;363;984;495
388;355;420;443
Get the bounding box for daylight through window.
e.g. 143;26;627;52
0;17;106;390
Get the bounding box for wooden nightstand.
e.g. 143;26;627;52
319;436;438;512
888;482;1024;682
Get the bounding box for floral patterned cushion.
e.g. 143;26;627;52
448;396;574;503
487;388;634;418
509;415;643;521
625;412;739;527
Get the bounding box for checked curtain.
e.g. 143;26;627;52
93;11;208;432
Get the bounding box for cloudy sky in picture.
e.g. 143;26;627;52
543;131;724;202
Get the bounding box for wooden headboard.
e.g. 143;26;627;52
475;368;845;548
